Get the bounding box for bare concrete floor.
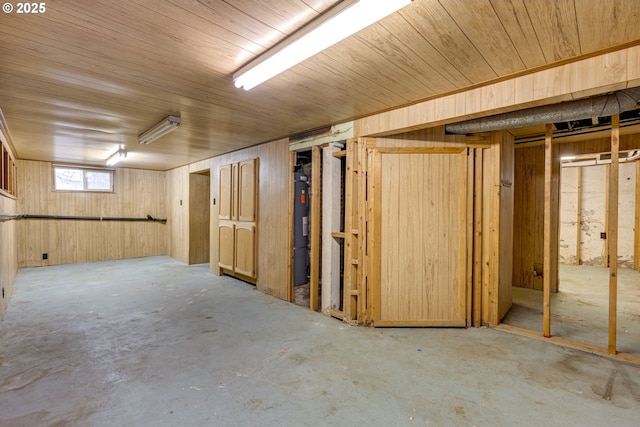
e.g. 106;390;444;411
503;264;640;355
1;257;640;427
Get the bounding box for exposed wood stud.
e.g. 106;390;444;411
576;166;582;265
543;124;553;338
608;115;620;355
310;146;321;312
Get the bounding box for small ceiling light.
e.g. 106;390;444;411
106;148;127;166
233;0;412;90
138;115;181;145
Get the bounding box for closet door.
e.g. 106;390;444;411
235;224;256;278
238;159;257;222
218;223;235;271
219;164;233;221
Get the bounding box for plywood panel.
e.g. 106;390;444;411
235;224;256;278
218;223;235;271
168;166;189;264
17;160;167;267
377;150;466;325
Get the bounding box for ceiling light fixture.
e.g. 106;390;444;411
233;0;412;90
138;115;181;145
106;148;127;166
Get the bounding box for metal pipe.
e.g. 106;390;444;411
0;213;166;223
445;87;640;134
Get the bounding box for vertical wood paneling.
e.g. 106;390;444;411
0;194;17;319
17;160;168;267
636;160;640;271
188;138;289;301
189;171;211;265
168;166;189;264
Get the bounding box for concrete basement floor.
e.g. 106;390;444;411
1;257;640;427
503;264;640;355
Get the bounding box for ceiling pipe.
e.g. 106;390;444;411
445;87;640;135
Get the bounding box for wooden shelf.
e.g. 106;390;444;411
332;150;347;158
331;231;345;239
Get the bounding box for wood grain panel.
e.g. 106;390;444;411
218;223;235;271
0;194;18;319
575;0;640;53
218;164;232;221
168;166;189;264
17;160;167;267
439;0;525;76
189;171;210;265
524;0;580;62
238;159;257;222
490;0;546;68
235;224;256;278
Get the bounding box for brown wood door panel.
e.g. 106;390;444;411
219;164;233;221
238;159;256;222
218;222;235;271
235;224;256;278
373;149;467;326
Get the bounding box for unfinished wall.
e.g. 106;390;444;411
514;135;640;287
560;162;637;268
17;160;167;267
0;194;17;318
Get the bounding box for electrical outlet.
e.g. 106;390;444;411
42;253;48;260
600;232;607;239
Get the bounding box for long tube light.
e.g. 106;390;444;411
138;115;181;145
106;148;127;166
233;0;412;90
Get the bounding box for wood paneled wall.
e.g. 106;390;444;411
167;166;189;264
17;160;167;267
355;45;640;137
189;171;211;265
0;194;17;319
167;138;291;301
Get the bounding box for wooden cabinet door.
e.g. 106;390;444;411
238;159;256;222
218;223;235;271
219;164;233;220
234;224;256;278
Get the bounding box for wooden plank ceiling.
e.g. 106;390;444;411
1;0;640;170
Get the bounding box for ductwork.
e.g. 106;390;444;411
445;87;640;134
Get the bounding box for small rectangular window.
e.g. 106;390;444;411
53;165;115;192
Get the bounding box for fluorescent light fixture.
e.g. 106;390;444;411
561;155;576;161
233;0;412;90
138;115;181;145
106;149;127;166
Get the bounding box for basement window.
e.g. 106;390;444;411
53;165;115;192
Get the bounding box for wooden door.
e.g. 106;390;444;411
371;148;467;326
238;159;256;222
219;164;232;220
235;224;256;278
218;223;235;271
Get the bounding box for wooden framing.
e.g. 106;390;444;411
288;151;296;302
608;115;620;355
472;149;484;327
309;146;321;311
635;160;640;271
321;143;343;315
543;124;554;338
576;167;582;265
